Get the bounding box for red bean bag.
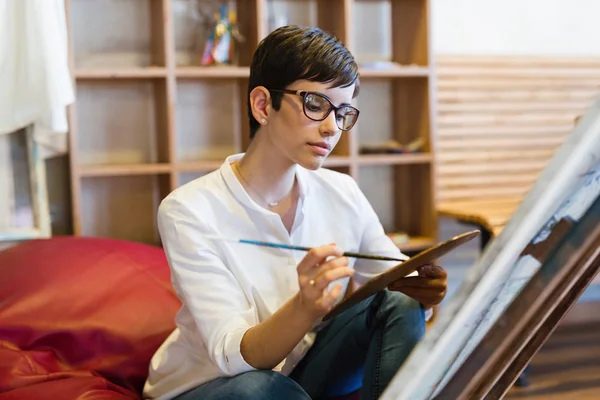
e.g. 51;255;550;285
0;237;180;399
0;236;359;400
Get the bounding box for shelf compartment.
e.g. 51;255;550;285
177;170;212;187
80;174;171;244
266;0;317;34
355;77;431;156
172;0;261;67
80;163;171;177
75;79;171;167
353;0;429;66
265;0;349;43
70;0;167;69
175;79;241;162
358;163;435;241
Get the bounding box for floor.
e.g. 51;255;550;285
506;321;600;400
436;217;600;399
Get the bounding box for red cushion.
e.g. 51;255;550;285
0;376;135;400
0;237;181;399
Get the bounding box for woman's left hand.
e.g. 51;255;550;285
387;264;448;308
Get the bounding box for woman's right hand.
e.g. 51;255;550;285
295;244;355;319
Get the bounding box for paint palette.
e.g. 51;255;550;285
322;230;481;321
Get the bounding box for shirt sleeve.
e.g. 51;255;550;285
157;197;257;377
348;176;411;286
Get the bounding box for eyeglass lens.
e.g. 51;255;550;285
303;93;358;131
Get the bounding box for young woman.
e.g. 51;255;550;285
144;26;448;400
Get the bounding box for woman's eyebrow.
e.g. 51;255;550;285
313;90;352;107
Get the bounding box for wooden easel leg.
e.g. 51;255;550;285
514;366;530;387
479;227;491;252
477;225;531;387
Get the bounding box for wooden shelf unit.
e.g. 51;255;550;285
66;0;437;253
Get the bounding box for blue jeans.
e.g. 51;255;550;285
174;290;425;400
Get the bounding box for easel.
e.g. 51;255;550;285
0;126;51;242
382;95;600;400
434;196;600;399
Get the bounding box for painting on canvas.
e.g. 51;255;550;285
382;94;600;400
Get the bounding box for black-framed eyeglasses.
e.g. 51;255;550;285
269;89;360;131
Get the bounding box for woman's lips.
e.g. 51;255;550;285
307;142;330;156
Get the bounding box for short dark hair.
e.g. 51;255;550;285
247;26;360;139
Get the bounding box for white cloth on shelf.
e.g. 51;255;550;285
0;0;74;233
0;0;74;153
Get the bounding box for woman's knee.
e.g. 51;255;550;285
379;290;426;342
219;370;310;400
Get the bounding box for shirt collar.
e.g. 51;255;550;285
220;153;310;214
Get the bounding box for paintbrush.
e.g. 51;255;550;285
204;235;407;262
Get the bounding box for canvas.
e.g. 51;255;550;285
381;94;600;400
0;126;51;244
435;178;600;399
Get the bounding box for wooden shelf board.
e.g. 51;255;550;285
175;160;224;172
176;158;351;172
357;153;432;166
176;66;250;78
359;64;430;78
0;228;45;242
175;65;430;80
75;67;167;79
397;236;437;253
79;163;171;177
323;156;352;167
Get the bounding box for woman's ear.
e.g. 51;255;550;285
249;86;271;125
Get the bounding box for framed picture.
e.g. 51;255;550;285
0;126;51;243
382;94;600;400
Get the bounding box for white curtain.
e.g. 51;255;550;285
0;0;74;233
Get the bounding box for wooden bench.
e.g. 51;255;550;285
435;55;600;250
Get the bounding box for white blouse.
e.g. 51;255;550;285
143;154;409;400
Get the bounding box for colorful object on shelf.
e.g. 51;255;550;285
360;138;425;155
200;1;244;66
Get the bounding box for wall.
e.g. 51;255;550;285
432;0;600;56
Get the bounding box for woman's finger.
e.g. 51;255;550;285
298;256;348;288
315;283;344;311
310;256;349;278
297;244;343;274
312;265;354;291
417;264;447;279
395;286;446;305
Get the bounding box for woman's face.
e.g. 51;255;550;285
263;80;356;171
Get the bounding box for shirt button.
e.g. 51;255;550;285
288;258;296;266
